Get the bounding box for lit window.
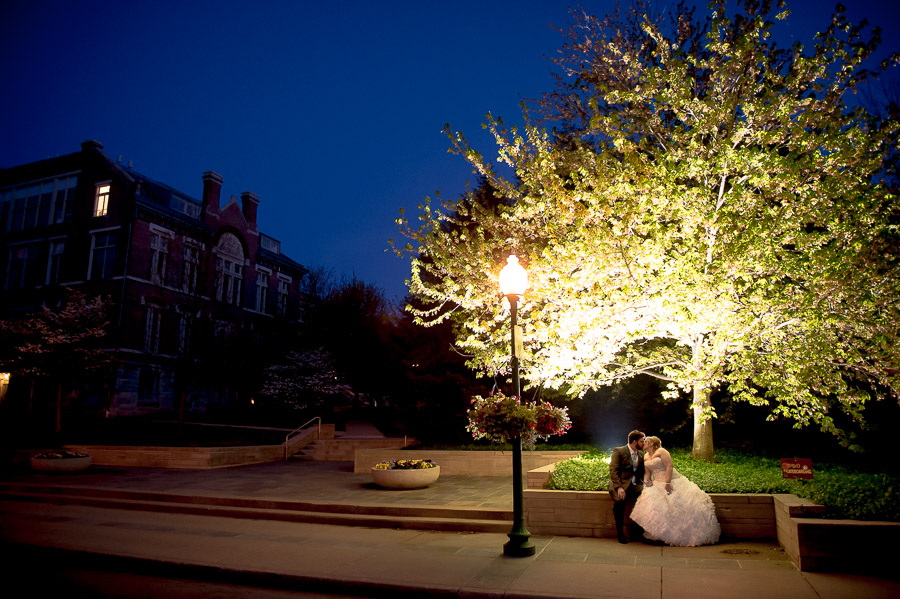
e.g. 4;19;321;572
94;183;110;217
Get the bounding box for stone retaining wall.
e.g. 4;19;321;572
525;464;898;574
65;424;334;469
354;449;585;475
524;489;777;540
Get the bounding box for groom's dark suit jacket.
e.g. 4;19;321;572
608;445;645;497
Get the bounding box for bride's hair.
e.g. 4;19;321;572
644;436;661;450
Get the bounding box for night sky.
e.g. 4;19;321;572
2;0;898;303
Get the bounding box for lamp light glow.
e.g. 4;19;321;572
499;255;528;298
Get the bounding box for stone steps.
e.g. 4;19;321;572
0;483;513;533
291;438;408;462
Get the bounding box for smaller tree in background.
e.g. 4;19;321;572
259;347;352;413
0;287;114;435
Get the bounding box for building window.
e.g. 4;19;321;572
150;232;168;285
46;239;65;285
277;277;290;317
89;231;118;280
145;305;161;354
53;177;77;224
214;232;245;306
256;270;269;313
138;368;160;406
214;319;232;340
216;258;242;305
94;183;110;217
10;188;26;231
1;175;76;232
5;244;39;290
182;243;200;294
177;312;192;356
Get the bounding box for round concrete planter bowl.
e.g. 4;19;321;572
30;454;93;473
371;465;440;489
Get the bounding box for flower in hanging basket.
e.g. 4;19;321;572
373;459;438;470
466;391;571;446
534;401;573;437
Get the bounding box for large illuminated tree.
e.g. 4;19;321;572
397;0;900;460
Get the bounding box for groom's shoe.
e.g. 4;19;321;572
617;533;628;544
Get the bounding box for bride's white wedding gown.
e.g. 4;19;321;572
630;455;721;546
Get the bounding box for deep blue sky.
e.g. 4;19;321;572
2;0;898;303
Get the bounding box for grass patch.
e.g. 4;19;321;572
548;447;900;522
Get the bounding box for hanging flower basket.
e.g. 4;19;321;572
466;392;571;448
371;459;440;489
30;451;93;472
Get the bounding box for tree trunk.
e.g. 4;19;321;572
177;388;186;438
55;382;63;434
691;385;715;462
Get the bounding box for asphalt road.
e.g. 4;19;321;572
8;547;371;599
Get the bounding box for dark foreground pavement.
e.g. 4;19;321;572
1;459;897;599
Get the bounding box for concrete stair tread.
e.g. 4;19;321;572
0;482;509;518
0;489;511;533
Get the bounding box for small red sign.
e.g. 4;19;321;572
781;458;814;479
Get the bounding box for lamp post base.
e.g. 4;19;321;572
503;534;536;557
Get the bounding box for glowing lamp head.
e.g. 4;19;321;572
499;255;528;299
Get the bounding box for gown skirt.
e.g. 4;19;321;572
630;460;720;547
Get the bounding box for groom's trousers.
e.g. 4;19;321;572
610;483;643;540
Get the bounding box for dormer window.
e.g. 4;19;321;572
94;183;110;217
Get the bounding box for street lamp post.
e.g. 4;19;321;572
499;254;536;558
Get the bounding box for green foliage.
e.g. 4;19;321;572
548;447;900;521
397;0;900;459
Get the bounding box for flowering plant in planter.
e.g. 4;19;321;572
373;459;438;470
466;391;571;448
30;450;93;472
32;451;91;459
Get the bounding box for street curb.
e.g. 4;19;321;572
6;542;570;599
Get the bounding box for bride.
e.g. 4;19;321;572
630;436;720;546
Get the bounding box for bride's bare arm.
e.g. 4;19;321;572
658;449;675;491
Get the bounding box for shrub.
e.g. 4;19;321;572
547;447;900;521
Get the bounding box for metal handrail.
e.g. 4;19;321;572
284;416;321;461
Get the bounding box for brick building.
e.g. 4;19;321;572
0;140;307;420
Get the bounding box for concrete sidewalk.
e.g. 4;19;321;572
1;459;897;598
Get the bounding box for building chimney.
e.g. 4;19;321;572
201;171;223;219
240;191;259;228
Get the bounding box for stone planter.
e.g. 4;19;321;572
30;455;92;472
371;465;440;489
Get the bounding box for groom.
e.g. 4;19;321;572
608;430;646;544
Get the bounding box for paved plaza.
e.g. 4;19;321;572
1;458;898;598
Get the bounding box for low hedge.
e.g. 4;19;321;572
548;447;900;522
